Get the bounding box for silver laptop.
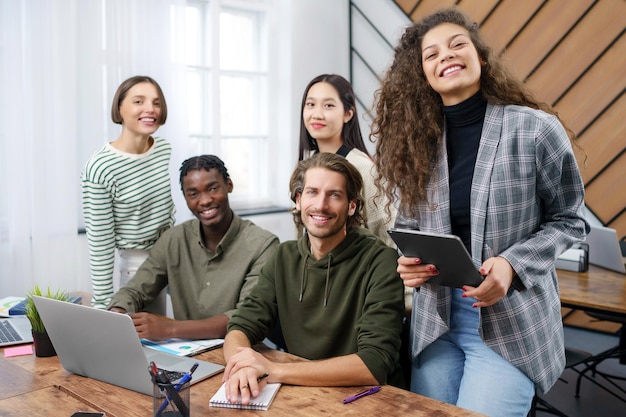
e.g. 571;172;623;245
0;317;33;347
585;225;626;274
32;295;224;395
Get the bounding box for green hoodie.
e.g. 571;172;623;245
228;227;405;387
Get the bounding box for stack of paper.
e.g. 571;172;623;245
0;297;27;317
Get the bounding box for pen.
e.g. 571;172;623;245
240;372;269;390
343;386;381;404
174;362;199;389
149;361;159;381
173;363;197;390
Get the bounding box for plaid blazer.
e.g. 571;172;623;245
402;104;588;393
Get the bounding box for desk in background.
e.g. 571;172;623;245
1;344;485;417
557;264;626;357
558;265;626;315
557;264;626;402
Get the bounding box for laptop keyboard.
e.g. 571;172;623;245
0;319;24;343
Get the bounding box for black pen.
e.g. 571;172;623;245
189;362;199;376
241;373;269;390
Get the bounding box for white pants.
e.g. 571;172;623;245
118;248;167;316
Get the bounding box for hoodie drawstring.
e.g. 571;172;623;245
299;253;309;302
323;253;332;306
298;252;332;307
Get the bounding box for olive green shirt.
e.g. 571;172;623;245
108;214;279;320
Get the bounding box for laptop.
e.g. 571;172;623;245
32;295;224;395
0;316;33;347
584;225;626;274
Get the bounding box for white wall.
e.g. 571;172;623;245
281;0;351;165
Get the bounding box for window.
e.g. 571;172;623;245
182;0;272;209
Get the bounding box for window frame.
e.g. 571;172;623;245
183;0;278;210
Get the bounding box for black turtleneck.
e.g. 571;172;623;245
443;92;487;251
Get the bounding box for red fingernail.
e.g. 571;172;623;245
415;258;421;264
429;265;436;271
461;293;467;298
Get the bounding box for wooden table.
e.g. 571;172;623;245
558;265;626;315
557;264;626;402
0;345;485;417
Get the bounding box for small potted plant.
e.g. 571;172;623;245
25;284;72;357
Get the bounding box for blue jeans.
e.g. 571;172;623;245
410;289;534;417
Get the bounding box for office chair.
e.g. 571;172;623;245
528;347;592;417
573;311;626;403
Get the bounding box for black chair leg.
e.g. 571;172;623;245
531;396;570;417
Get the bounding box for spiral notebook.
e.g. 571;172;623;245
209;382;281;410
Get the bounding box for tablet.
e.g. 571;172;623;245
387;228;483;288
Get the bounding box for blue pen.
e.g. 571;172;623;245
174;362;199;389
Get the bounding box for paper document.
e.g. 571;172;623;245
141;338;224;356
0;297;26;317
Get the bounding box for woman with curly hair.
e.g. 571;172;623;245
371;7;588;416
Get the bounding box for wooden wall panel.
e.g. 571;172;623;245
584;152;626;223
505;0;594;80
456;0;498;24
409;0;457;20
525;0;626;105
394;0;418;15
478;0;543;52
576;94;626;184
555;35;626;134
388;0;626;235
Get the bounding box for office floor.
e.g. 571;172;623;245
535;325;626;417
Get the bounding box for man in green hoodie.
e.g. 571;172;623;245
222;152;404;405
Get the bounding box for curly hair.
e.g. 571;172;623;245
289;152;365;231
298;74;370;160
371;7;573;214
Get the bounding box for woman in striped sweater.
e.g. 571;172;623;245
81;76;176;309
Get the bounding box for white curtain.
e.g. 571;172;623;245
0;0;189;297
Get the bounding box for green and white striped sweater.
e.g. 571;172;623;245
81;137;175;309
